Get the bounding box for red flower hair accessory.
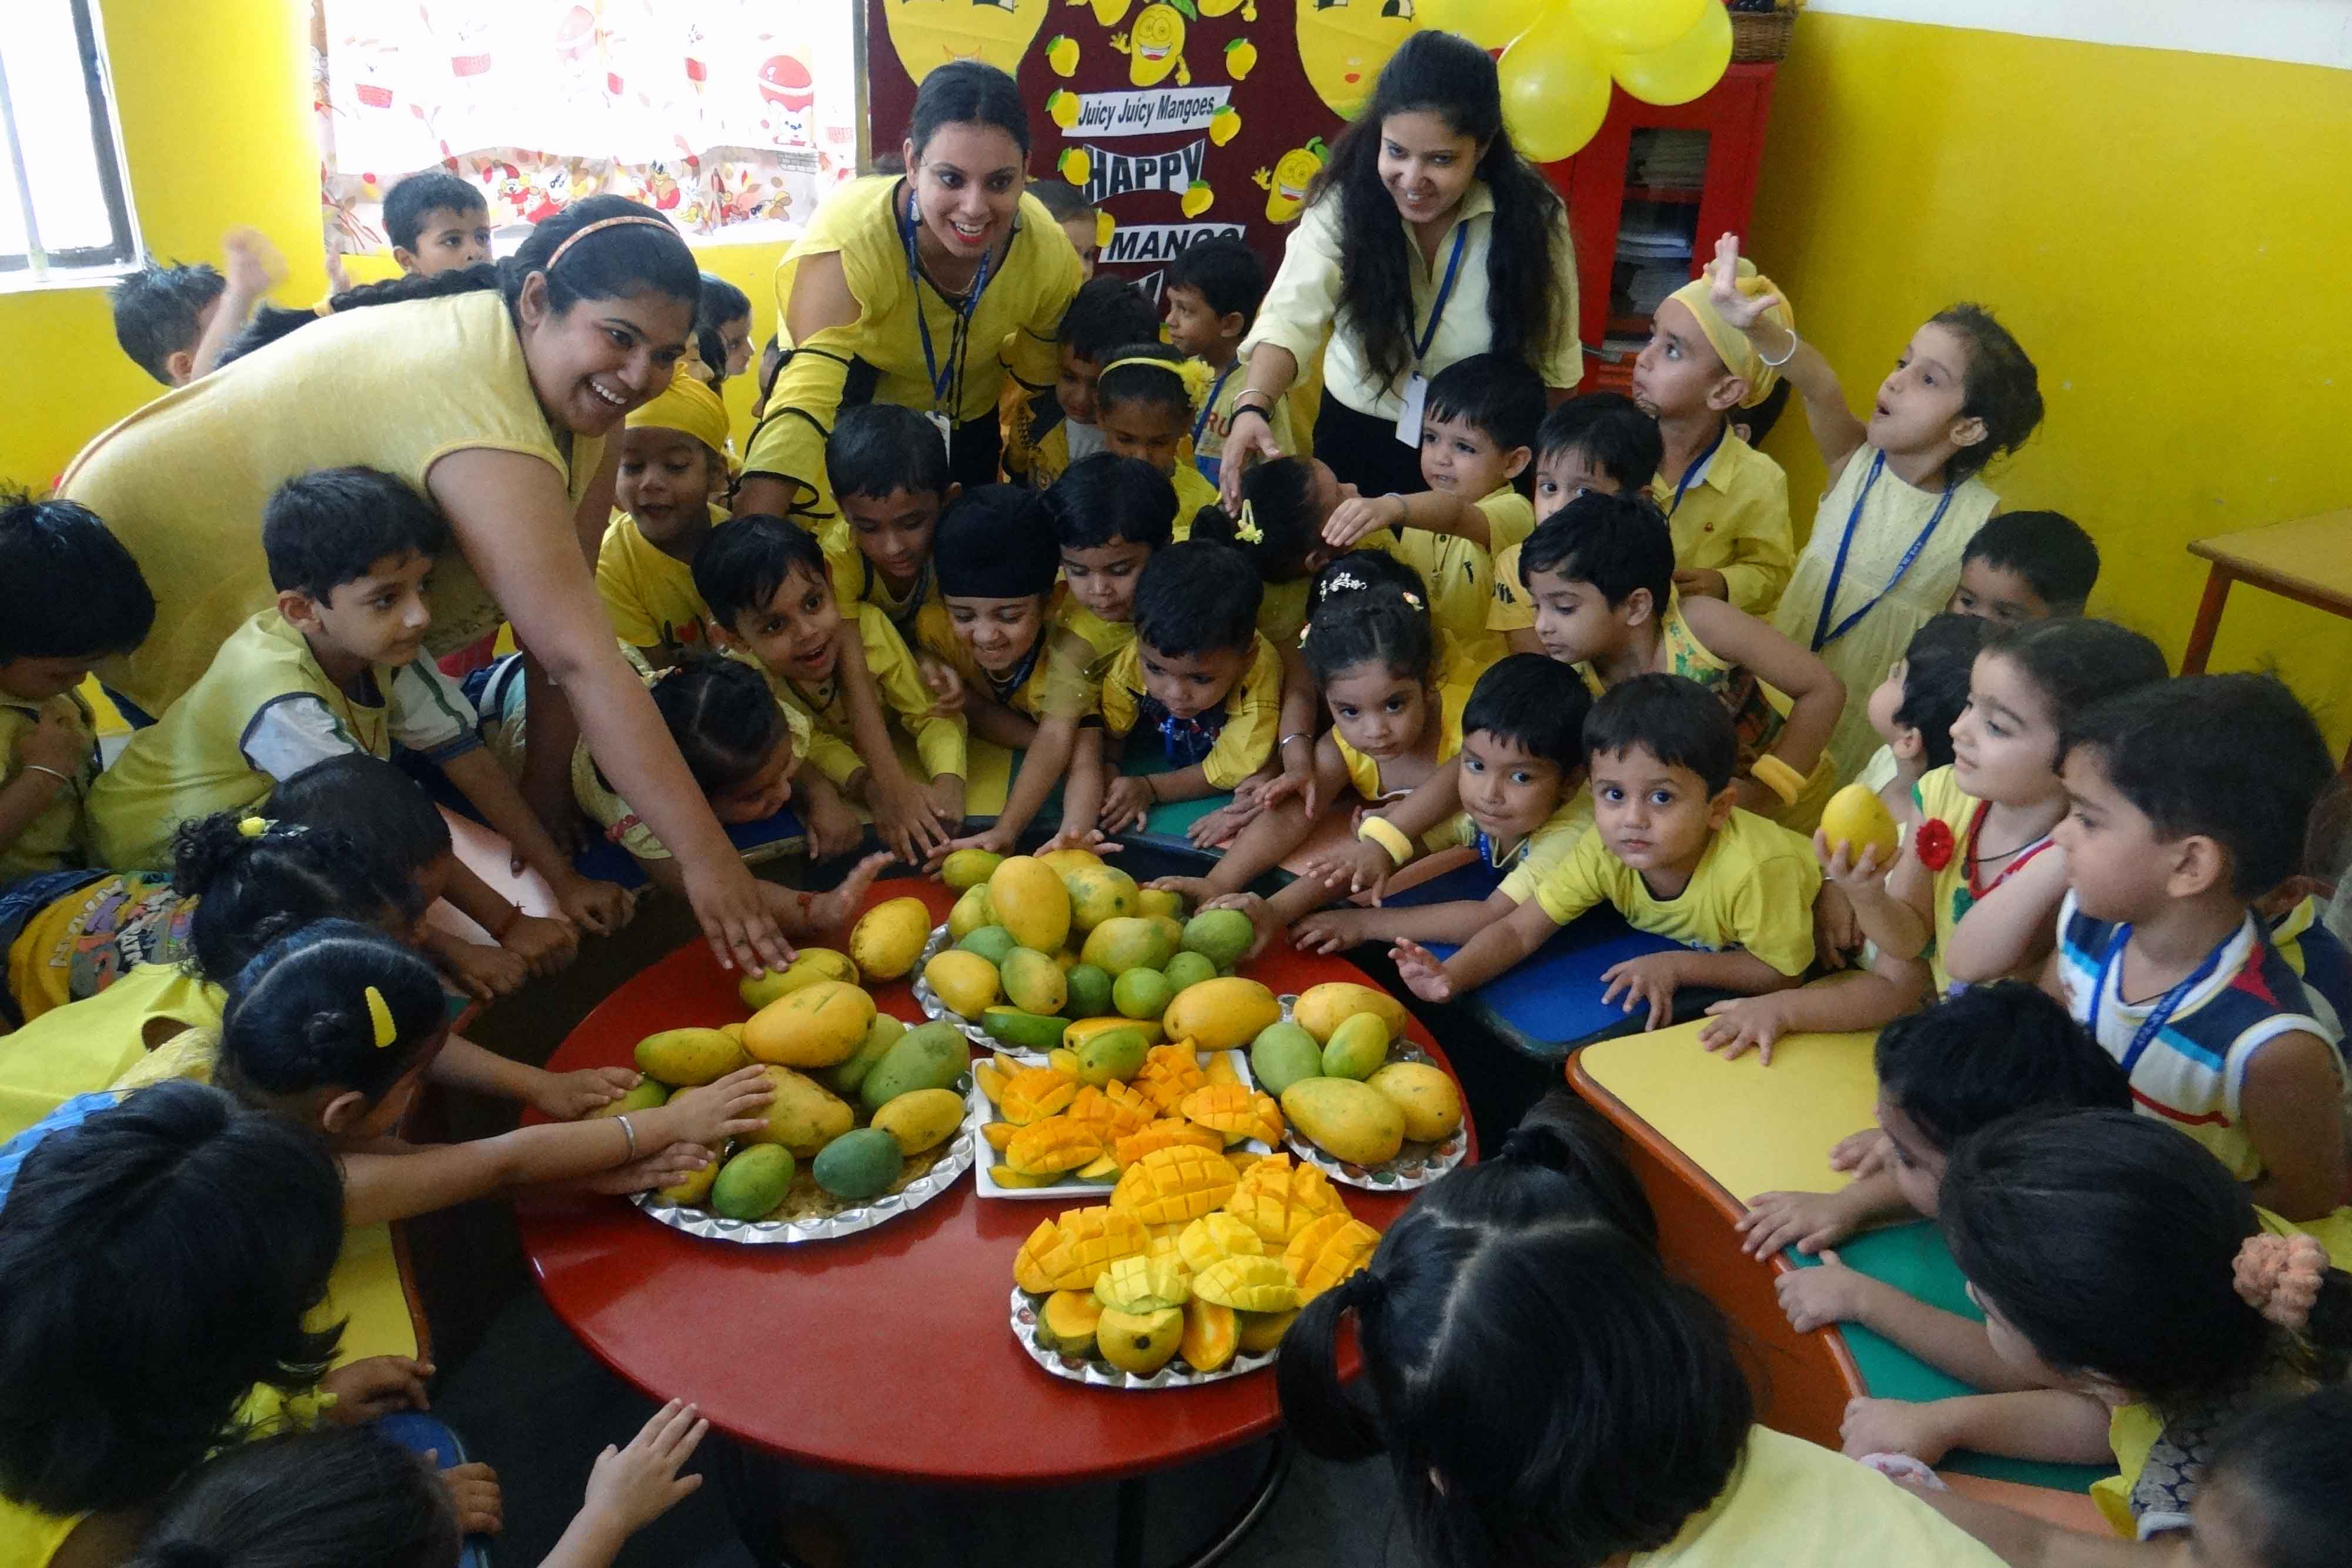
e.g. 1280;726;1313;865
1914;818;1955;872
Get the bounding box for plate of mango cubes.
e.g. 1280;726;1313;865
1008;1148;1382;1386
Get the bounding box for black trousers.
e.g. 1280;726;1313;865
1313;394;1431;499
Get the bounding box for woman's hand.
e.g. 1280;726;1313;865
1218;413;1285;510
681;857;797;974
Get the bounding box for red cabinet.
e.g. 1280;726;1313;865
1541;62;1779;392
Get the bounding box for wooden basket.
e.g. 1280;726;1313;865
1730;9;1795;61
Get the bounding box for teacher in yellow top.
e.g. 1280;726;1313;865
60;196;793;974
1221;29;1582;504
737;61;1084;521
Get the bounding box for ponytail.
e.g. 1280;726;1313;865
650;654;780;795
172;811;423;983
217;920;447;1105
215;195;699;366
1201;458;1324;583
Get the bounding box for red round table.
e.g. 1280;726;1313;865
518;874;1474;1505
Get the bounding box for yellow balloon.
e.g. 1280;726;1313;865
1498;11;1613;163
1418;0;1549;50
1611;0;1732;106
1570;0;1706;56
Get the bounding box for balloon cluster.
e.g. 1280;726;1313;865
1419;0;1736;161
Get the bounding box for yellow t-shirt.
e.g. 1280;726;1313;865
1188;358;1295;488
0;691;98;880
1053;596;1134;667
1534;807;1821;977
62;289;604;717
1100;634;1282;791
596;504;724;661
85;610;476;871
743;176;1083;519
0;1496;85;1568
1488;539;1536;634
753;603;967;785
0;962;224;1141
1171;460;1222;541
821;522;943;646
1633;1427;2002;1566
1436;787;1596;905
6;872;188;1024
1373;486;1534;651
1257;577;1312;654
1651;431;1795;618
916;618;1098;726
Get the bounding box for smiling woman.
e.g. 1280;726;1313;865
59;196;801;974
736;61;1083;523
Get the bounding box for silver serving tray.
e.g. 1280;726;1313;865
1010;1286;1277;1390
632;1111;975;1245
913;924;1032;1058
1273;996;1468;1192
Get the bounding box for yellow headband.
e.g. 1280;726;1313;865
363;985;397;1049
1662;259;1795;409
543;213;675;272
1100;355;1213;408
624;362;732;456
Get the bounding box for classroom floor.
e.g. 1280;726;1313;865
432;1286;1404;1567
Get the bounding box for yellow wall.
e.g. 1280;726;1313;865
1750;13;2352;747
0;1;789;488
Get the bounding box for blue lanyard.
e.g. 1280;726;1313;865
1411;223;1471;365
1192;360;1237;450
2090;922;2234;1076
1809;450;1956;652
901;189;997;413
1666;422;1728;519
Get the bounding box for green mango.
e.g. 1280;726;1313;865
811;1127;906;1202
1249;1022;1324;1098
633;1027;749;1088
593;1081;670;1117
1180;908;1256;969
1076;1026;1150;1087
860;1021;972;1112
821;1012;906;1097
1321;1012;1391;1081
1161;951;1217;994
980;1006;1070;1054
711;1144;796;1221
1062;963;1114;1019
957;924;1020;967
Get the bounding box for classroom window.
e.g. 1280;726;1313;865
0;0;141;287
312;1;864;261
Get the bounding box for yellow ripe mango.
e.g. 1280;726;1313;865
1820;782;1900;868
738;948;858;1011
1280;1078;1405;1167
633;1027;749;1087
1365;1061;1464;1143
869;1087;967;1155
1162;977;1282;1052
743;981;877;1068
740;1065;855;1157
850;896;933;981
1292;982;1408;1045
923;950;1001;1018
989;856;1072;953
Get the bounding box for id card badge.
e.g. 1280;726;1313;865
924;409;953;454
1394;373;1428;447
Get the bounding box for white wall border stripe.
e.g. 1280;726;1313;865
1800;0;2352;72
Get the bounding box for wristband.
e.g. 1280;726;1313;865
615;1113;639;1161
1227;402;1271;429
1357;815;1414;868
1750;754;1805;807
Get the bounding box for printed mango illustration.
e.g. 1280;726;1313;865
1208;104;1241;145
1058;147;1094;187
1295;0;1418;119
1071;0;1135;25
1111;2;1194;88
1181;180;1214;218
1254;137;1328;222
1095;209;1118;252
883;0;1050;84
1047;88;1081;129
1223;36;1258;81
1199;0;1256;17
1045;34;1081;75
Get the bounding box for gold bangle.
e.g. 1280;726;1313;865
1750;754;1805;807
1357;815;1414;868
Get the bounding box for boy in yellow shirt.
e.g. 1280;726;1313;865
1631;264;1796;616
696;513;967;863
1164;235;1292;491
1489;393;1662;653
599;364;733;667
820;404;957;650
1070;541;1282;838
1395;673;1821;1027
1321;352;1545;652
0;497;153;883
84;468;632;934
1006;277;1160;490
1045;454;1178;665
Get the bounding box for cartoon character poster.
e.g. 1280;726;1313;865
867;0;1417;298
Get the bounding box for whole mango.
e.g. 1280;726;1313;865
821;1012;906;1097
947;882;995;941
1249;1022;1323;1098
812;1126;904;1201
744;981;877;1068
1064;865;1142;932
923;949;1001;1018
1001;948;1068;1016
989;856;1072;953
1037;846;1104;877
1079;916;1174;977
711;1144;796;1219
1280;1077;1406;1166
1111;967;1174;1022
1077;1025;1150;1087
941;848;1004;891
738;948;858;1011
653;1154;720;1208
861;1021;973;1112
1320;1012;1391;1081
633;1027;749;1087
1292;982;1408;1045
740;1066;854;1157
1161;951;1217;994
957;924;1020;967
1138;888;1185;920
850;896;932;982
870;1086;966;1155
1820;782;1900;868
1163;977;1282;1053
1179;908;1255;969
1063;962;1114;1019
1366;1061;1464;1143
593;1081;670;1117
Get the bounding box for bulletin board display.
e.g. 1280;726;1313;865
864;0;1421;298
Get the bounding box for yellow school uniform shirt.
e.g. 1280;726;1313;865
1244;183;1580;421
85;610;477;872
1100;634;1282;791
0;1497;84;1568
1633;1427;2001;1566
821;523;944;647
1641;593;1840;835
1652;432;1794;618
1188;358;1294;488
62;289;604;718
0;691;98;880
916;620;1099;727
1435;787;1595;905
0;962;223;1141
1053;597;1134;667
1170;460;1222;541
1257;577;1312;653
743;176;1083;519
752;603;967;786
1333;666;1475;850
7;872;188;1024
1534;807;1821;978
597;504;725;660
1375;487;1534;650
1487;540;1536;634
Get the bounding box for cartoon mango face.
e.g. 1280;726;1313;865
1295;0;1418;119
1254;138;1327;222
1114;3;1192;88
883;0;1051;85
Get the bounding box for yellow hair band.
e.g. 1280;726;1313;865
363;985;397;1049
624;360;732;455
1233;500;1264;546
1100;355;1214;407
237;815;273;838
1663;258;1795;410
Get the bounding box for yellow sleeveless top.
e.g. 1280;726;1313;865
1332;671;1473;848
63;289;603;717
0;962;224;1142
1635;1427;2000;1566
0;1496;85;1568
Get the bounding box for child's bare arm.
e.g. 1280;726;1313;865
1942;847;2069;984
1050;727;1111;848
188;226;284;379
2241;1030;2351;1222
954;714;1078;854
1395;894;1559;999
834;628;948;861
1739;1167;1911;1258
0;708;84;852
1700;958;1928;1064
1295;890;1518;954
1679;595;1844;812
1257;643;1324;816
440;748;633;934
1779;1253;2040;1391
1200;740;1348;895
1843;1390;2114;1468
1914;1486;2174;1568
1703;233;1866;480
1324;490;1497;552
